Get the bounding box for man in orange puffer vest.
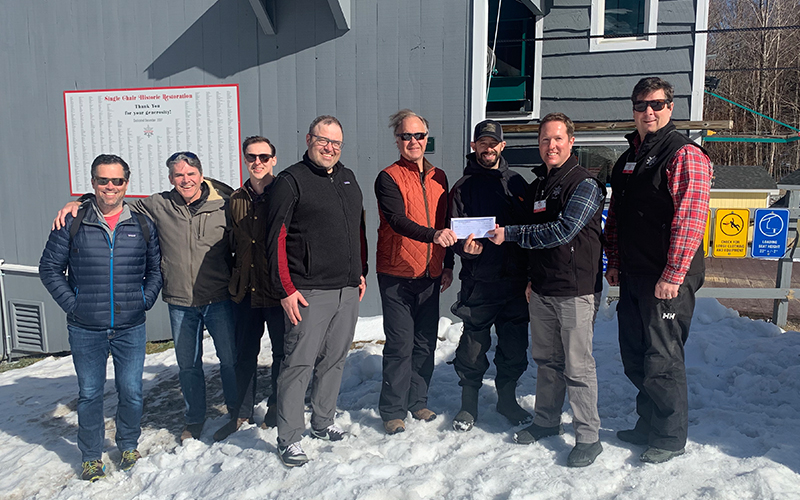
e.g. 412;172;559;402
375;109;457;435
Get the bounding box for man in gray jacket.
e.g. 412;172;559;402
55;151;237;441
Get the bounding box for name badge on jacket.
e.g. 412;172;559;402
623;162;636;174
533;200;546;213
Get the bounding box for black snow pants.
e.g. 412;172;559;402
617;272;704;451
451;278;529;390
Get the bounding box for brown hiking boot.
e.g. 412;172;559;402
411;408;437;422
384;419;406;435
180;422;204;442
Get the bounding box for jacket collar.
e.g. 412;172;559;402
203;180;223;201
626;120;678;159
395;155;435;176
302;152;342;177
533;155;580;184
464;153;509;178
242;179;270;203
168;180;223;212
85;199;132;236
85;198;132;222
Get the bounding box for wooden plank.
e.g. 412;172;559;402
293;0;317;142
659;0;697;24
253;0;293;168
235;0;261;151
541;50;693;79
606;287;800;300
333;8;358;170
200;0;223;83
376;0;399;154
353;0;379;177
178;1;212;86
352;0;381;317
502;120;734;133
440;0;470;174
420;0;445;169
274;1;300;163
1;2;36;263
313;1;337;121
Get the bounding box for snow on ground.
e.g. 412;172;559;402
2;292;800;500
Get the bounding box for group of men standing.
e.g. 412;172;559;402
39;76;711;480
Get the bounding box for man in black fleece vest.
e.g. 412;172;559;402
605;77;712;464
265;115;368;467
490;113;605;467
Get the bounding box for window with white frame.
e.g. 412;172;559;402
590;0;659;52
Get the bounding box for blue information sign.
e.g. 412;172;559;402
601;209;608;271
752;209;789;258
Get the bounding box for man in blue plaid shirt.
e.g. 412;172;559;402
489;112;605;468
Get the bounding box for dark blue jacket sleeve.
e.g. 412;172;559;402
142;216;162;310
39;215;77;313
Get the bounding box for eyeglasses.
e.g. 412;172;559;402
167;151;199;163
244;153;274;163
632;100;671;112
310;135;344;151
93;177;127;186
396;132;428;141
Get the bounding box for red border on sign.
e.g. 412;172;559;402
63;84;242;198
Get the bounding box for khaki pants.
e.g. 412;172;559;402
528;291;601;443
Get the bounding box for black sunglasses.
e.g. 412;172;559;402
396;132;428;141
93;177;127;186
167;151;199;163
632;100;671;112
244;153;275;163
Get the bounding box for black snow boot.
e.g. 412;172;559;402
453;386;479;432
496;383;533;426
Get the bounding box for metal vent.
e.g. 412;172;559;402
10;300;47;353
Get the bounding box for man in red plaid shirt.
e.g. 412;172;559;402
604;77;712;464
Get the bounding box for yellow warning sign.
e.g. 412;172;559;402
712;209;749;258
703;212;710;257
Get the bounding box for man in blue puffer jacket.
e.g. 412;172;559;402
39;154;162;482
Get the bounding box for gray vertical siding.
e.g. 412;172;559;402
539;0;698;121
0;0;472;318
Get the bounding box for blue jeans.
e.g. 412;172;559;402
68;323;146;462
168;300;237;424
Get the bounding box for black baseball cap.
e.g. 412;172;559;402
473;120;504;142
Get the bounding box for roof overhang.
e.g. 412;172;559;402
326;0;351;30
518;0;546;16
249;0;351;34
249;0;275;35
